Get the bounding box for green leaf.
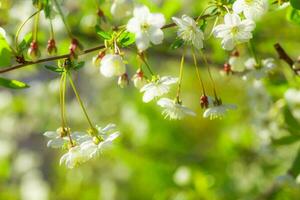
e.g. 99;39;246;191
43;0;52;19
283;106;300;135
290;0;300;10
95;26;112;40
170;38;184;50
272;135;300;146
18;33;33;53
118;32;135;47
0;34;12;68
44;65;64;73
0;77;29;89
287;8;300;25
73;61;85;70
288;148;300;178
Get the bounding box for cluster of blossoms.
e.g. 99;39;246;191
44;124;119;168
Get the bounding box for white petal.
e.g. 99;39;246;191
135;32;150;51
43;131;57;138
149;28;164;45
127;18;141;33
133;5;150;19
224;13;241;26
149;13;165;28
232;0;245;14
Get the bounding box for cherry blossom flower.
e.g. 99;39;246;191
100;54;126;77
203;102;237;119
233;0;268;20
172;15;204;49
157;98;196;120
59;146;87;168
132;69;147;89
140;76;178;103
213;13;255;51
243;57;276;80
127;5;165;52
79;124;120;160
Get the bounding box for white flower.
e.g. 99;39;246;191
157;98;196;120
233;0;268;20
111;0;133;19
172;15;204;49
132;71;148;89
79;124;120;159
59;146;87;168
284;89;300;119
140;76;178;103
44;130;68;148
243;57;276;80
100;54;126;77
213;13;255;51
203;103;237;119
127;5;165;51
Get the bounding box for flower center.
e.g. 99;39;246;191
141;23;150;31
231;26;239;35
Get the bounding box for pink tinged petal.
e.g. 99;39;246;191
135;32;150;51
149;13;166;28
149;28;164;45
224;13;241;26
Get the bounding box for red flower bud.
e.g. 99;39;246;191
27;40;41;61
200;95;209;109
69;38;83;60
47;38;57;55
223;63;231;75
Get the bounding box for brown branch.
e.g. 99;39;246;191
274;43;297;75
0;14;213;74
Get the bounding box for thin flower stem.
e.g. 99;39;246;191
140;55;155;76
52;0;73;38
33;11;40;41
59;72;67;128
15;9;41;51
176;49;185;100
68;73;94;129
199;50;219;99
50;19;55;39
192;48;206;95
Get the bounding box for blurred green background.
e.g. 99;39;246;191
1;0;300;199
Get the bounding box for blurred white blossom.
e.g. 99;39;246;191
111;0;133;19
233;0;268;20
100;54;126;77
203;102;237;119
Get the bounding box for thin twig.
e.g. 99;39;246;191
0;14;212;74
274;43;297;75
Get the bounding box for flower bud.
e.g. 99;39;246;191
132;69;147;89
47;38;57;55
92;51;106;67
118;73;129;88
100;54;126;77
69;38;83;60
200;95;209;109
228;52;245;72
223;63;231;75
27;40;41;61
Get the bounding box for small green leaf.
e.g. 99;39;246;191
18;33;33;53
44;65;64;73
0;77;29;89
290;0;300;10
287;8;300;25
73;61;85;70
283;106;300;135
272;135;300;146
0;34;12;68
118;32;135;47
288;148;300;178
95;26;112;40
170;38;184;50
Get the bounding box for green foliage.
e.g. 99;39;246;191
17;33;33;54
290;0;300;10
0;35;12;68
283;106;300;135
170;38;184;50
287;8;300;25
0;77;29;89
95;26;112;40
289;148;300;178
118;31;135;47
